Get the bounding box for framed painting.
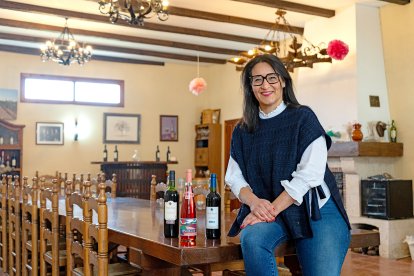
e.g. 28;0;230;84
0;89;18;120
103;113;141;144
160;115;178;141
36;122;64;145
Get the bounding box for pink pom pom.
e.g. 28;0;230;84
327;40;349;60
189;77;207;96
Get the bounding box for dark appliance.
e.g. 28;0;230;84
361;179;413;220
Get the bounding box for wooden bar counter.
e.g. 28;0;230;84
91;161;177;199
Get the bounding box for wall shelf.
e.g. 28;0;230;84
328;142;403;157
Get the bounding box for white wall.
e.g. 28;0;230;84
295;6;358;136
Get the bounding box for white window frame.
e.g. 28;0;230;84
20;73;124;107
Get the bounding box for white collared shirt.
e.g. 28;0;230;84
225;102;331;210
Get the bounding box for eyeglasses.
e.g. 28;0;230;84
250;73;280;86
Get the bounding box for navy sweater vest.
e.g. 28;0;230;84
228;105;350;239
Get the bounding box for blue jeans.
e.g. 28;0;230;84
240;198;350;276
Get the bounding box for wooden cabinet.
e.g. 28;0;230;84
0;119;25;178
194;123;221;190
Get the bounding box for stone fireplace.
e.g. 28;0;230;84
328;142;414;259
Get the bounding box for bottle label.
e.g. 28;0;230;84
165;201;177;222
184;191;193;200
206;207;219;229
390;130;396;139
180;218;197;237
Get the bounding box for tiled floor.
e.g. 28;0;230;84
196;251;414;276
1;251;413;275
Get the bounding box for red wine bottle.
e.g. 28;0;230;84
180;169;197;246
164;170;179;238
206;173;221;239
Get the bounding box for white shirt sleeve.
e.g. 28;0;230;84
281;135;327;205
224;156;252;200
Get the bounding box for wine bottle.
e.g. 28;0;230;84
114;145;119;162
180;169;197;246
0;135;3;145
155;145;160;162
11;154;17;168
103;144;108;162
206;173;221;239
166;146;171;162
164;170;179;238
390;120;397;143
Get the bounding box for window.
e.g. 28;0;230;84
21;73;124;107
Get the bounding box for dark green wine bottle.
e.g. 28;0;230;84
164;170;179;238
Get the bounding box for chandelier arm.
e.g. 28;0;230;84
228;9;334;72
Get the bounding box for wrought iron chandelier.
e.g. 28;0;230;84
98;0;169;26
40;18;92;66
228;10;332;72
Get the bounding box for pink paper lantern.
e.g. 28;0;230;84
327;40;349;60
189;77;207;96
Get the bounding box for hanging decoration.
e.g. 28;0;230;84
327;39;349;60
189;54;207;96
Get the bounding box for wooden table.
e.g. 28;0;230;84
58;197;380;276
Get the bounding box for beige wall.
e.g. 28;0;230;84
0;51;215;179
381;2;414;181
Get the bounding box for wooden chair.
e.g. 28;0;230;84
66;180;141;276
8;175;21;276
0;174;8;272
39;179;67;276
22;176;39;276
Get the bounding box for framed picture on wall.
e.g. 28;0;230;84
160;115;178;141
36;122;64;145
103;113;141;144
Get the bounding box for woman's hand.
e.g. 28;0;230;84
249;197;277;222
241;213;264;228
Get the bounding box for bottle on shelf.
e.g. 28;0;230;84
155;145;160;162
164;170;179;238
390;120;397;143
166;146;171;162
11;154;17;168
0;135;3;145
103;144;108;162
114;145;119;162
9;135;14;145
180;169;197;246
206;173;221;239
5;154;10;167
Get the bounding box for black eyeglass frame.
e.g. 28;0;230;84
250;73;280;86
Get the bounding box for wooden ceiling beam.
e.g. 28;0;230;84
0;1;266;44
0;32;227;64
231;0;335;18
0;18;241;56
379;0;410;4
0;44;165;66
167;6;303;34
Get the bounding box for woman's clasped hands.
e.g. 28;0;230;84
241;198;277;229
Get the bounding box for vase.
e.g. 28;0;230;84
352;123;363;141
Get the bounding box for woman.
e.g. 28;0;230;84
225;54;350;276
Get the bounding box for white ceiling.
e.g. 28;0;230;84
0;0;391;66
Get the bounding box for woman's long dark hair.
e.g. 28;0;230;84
240;54;300;132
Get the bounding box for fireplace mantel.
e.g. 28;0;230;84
328;142;403;157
